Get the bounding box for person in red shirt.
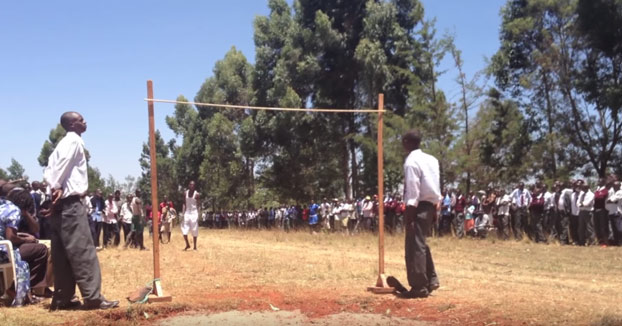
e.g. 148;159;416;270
593;177;610;245
529;187;547;243
158;195;175;243
385;196;397;234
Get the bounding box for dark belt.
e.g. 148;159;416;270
61;195;81;203
419;201;434;207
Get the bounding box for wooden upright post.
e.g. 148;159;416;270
146;80;172;302
368;93;393;294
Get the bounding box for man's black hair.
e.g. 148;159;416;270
7;188;34;212
60;111;79;131
402;130;422;148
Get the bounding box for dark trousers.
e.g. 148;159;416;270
554;210;570;245
103;223;120;247
512;208;527;240
609;214;622;246
50;197;103;303
570;214;581;244
544;209;555;237
385;212;395;234
453;212;464;238
594;208;609;244
121;222;132;244
497;214;510;240
17;242;48;289
38;217;52;240
530;211;546;243
577;210;593;246
405;202;438;292
439;214;453;236
89;219;102;247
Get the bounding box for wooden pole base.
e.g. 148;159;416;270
147;295;173;303
147;279;173;303
367;274;395;294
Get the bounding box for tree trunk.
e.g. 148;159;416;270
542;71;557;178
349;116;358;200
342;120;351;199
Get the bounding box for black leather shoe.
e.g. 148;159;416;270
399;288;429;299
386;276;408;294
84;299;119;310
50;299;81;311
428;282;440;293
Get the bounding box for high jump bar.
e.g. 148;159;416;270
144;98;386;114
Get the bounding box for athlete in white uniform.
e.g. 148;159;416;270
181;181;200;250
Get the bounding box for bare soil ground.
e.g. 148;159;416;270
2;228;622;326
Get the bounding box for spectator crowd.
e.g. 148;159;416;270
199;176;622;247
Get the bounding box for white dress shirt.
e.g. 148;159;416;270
579;190;595;211
544;191;555;210
403;149;441;207
497;194;511;216
104;200;118;224
570;192;580;215
120;202;133;224
510;188;531;208
43;131;88;198
606;188;622;215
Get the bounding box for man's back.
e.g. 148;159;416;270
403;149;441;206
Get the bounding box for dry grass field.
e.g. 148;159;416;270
2;228;622;326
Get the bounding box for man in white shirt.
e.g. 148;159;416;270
606;181;622;245
362;197;374;231
496;189;511;240
553;182;572;245
103;193;118;248
577;181;595;246
119;194;133;245
43;111;118;310
391;130;441;299
569;180;581;244
510;182;531;240
543;185;555;237
130;189;147;250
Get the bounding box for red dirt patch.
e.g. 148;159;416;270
97;287;528;326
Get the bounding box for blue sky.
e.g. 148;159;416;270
0;0;504;182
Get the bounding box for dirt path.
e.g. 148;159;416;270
159;311;434;326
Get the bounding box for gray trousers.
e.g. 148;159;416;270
554;210;570;245
497;214;510;240
405;202;438;292
577;210;595;246
453;212;464;238
50;196;103;303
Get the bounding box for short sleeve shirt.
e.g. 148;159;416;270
0;199;21;254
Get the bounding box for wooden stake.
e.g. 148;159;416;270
368;93;394;294
146;80;172;302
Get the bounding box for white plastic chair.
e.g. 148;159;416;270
0;240;17;296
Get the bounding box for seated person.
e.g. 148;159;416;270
0;187;49;306
474;212;490;238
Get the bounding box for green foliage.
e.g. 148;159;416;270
491;0;622;178
473;88;531;186
137;130;181;207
